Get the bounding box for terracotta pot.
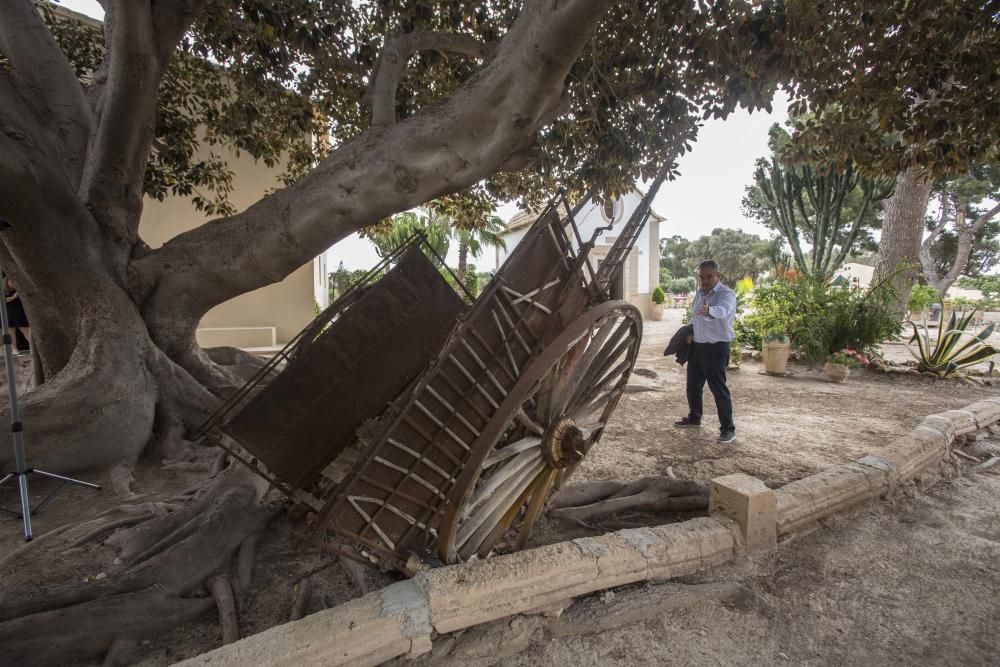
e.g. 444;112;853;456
650;302;664;321
824;360;851;383
762;334;791;374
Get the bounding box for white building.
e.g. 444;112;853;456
496;189;664;318
833;262;984;301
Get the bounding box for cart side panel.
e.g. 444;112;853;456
223;248;466;488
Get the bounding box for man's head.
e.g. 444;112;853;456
698;260;721;292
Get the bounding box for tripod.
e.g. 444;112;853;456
0;257;100;541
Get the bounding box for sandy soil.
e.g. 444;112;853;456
1;311;998;666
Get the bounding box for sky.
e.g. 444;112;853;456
60;0;789;272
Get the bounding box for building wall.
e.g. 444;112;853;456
497;191;661;318
139;148;316;349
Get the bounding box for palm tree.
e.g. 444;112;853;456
369;206;506;295
451;214;506;287
368;211;451;261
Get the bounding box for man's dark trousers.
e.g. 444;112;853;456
686;341;735;433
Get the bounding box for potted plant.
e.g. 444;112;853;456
825;349;868;383
762;332;791;374
650;286;666;321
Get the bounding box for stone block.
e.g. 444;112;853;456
774;464;882;535
417;540;600;634
176;588;418;667
937;409;978;436
571;533;649;588
709;474;777;551
639;518;736;579
965;399;1000;429
922;414;959;441
870;431;947;482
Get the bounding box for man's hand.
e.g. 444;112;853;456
698;304;709;316
686;333;693;344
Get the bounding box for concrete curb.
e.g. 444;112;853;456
177;396;1000;666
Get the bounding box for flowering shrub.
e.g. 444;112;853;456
739;275;900;366
829;349;869;367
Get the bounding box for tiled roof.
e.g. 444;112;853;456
505;208;542;232
503;188;665;233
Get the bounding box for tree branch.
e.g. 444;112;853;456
970;201;1000;236
936;201;1000;292
368;31;493;127
920;192;951;278
0;0;92;186
134;0;616;360
80;0;206;261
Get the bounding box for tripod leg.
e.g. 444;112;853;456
32;469;102;490
0;472;12;487
17;472;32;541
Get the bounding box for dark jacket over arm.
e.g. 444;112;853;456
663;324;693;365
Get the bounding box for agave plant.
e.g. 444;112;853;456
906;309;1000;377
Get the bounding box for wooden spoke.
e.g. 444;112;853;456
574;388;623;424
482;435;543;469
515;468;558;550
564;330;632;411
576;421;606;438
579;358;631;407
514;408;545;436
464;446;540;517
457;459;546;553
464;469;542;559
553;317;620;411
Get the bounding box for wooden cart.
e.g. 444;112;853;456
195;182;663;573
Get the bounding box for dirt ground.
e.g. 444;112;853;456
1;311;999;666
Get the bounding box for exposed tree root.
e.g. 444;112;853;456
209;574;240;644
339;552;398;595
203;346;270;383
548;477;709;526
103;635;139;667
0;586;215;667
235;532;261;600
0;465;276;665
290;580;311;621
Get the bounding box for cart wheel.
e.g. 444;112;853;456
437;301;642;563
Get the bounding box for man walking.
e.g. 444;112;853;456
674;260;737;443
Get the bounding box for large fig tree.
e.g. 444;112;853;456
1;0;999;662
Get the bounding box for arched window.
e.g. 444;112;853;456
602;196;620;222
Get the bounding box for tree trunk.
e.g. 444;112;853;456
873;167;933;316
0;193;220;477
458;240;469;287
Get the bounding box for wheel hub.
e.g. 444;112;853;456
542;417;586;469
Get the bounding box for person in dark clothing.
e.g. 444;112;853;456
4;278;29;354
673;260;737;443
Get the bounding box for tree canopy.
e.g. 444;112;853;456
683;228;775;284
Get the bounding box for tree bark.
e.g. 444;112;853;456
458;240;469;287
873;167;933;316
